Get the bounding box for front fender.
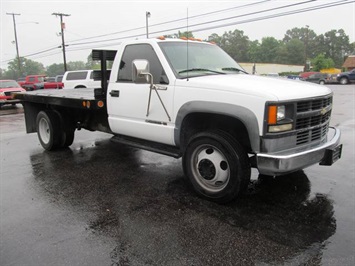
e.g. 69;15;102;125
174;101;260;152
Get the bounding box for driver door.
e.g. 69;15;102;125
107;43;175;145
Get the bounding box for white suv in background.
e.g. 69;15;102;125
62;70;100;89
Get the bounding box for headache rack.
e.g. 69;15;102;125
92;49;117;99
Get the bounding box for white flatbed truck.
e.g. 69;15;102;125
15;38;342;203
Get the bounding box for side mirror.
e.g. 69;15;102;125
132;59;152;84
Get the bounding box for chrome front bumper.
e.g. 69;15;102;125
256;127;342;176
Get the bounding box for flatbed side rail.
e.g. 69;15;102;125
14;89;106;111
92;49;117;99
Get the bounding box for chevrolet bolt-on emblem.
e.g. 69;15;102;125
320;108;327;115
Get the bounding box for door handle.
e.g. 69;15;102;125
109;90;120;97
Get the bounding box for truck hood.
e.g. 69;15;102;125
177;74;332;101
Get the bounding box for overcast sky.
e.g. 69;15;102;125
1;0;354;69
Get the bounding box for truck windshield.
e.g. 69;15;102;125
159;42;247;79
0;80;21;88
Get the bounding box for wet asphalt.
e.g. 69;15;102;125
0;84;354;266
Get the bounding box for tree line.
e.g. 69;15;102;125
1;26;354;80
208;27;354;70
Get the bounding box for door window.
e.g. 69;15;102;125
118;44;168;84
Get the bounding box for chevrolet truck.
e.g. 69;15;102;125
15;38;342;203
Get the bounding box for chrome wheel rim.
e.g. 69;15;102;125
38;118;50;144
190;144;230;193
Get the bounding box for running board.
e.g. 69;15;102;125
111;135;181;158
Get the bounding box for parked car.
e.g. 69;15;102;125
43;75;64;89
287;75;302;80
17;77;26;87
303;73;331;85
20;75;47;91
0;80;26;108
336;69;355;84
328;74;340;84
299;72;318;79
62;70;100;89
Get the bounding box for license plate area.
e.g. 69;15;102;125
320;144;343;166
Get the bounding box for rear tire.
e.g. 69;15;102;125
61;130;75;147
183;130;251;203
36;111;62;151
319;80;325;85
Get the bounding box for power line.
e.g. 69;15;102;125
1;0;353;64
187;0;353;34
65;0;340;47
67;0;272;44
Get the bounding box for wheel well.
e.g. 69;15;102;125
180;113;251;152
22;103;79;133
75;85;87;89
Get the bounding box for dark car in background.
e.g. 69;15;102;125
337;69;355;84
303;73;332;85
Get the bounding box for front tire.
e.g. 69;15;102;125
319;80;325;85
183;131;251;203
340;77;349;85
36;111;62;151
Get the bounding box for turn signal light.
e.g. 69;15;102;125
268;105;277;125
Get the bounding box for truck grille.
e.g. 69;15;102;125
295;96;332;145
4;91;21;96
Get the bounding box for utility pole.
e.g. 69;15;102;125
304;25;309;72
52;12;70;72
146;12;151;38
6;12;22;77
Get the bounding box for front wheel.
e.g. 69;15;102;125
183;131;251;203
340;77;349;85
319;80;325;85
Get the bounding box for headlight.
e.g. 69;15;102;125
0;92;5;96
277;105;285;121
267;105;286;124
267;104;293;133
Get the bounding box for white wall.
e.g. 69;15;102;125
240;62;304;75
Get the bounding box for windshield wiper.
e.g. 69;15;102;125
179;68;225;75
221;67;248;74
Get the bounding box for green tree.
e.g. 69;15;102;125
322;29;351;67
67;61;87;71
283;26;318;59
311;54;335;71
220;29;250;62
46;63;65;77
6;57;45;78
258;37;280;63
207;33;222;45
164;31;194;39
85;52;100;70
350;42;355;54
248;40;261;63
285;39;305;65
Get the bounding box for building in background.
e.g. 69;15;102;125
342;55;355;71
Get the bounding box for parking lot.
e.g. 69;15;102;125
0;84;354;266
